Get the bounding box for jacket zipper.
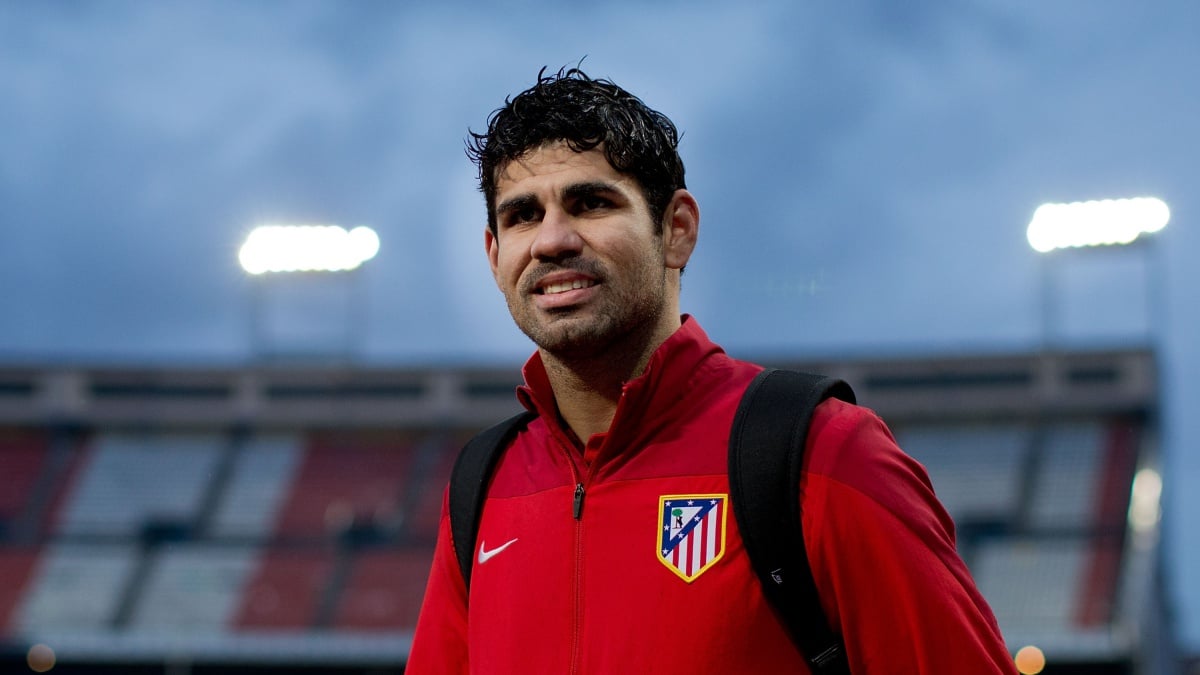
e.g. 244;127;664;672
564;427;600;673
569;487;584;675
567;452;587;674
572;482;586;519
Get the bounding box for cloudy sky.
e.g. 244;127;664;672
2;0;1198;654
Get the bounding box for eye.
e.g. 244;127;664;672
502;205;540;228
578;194;611;212
513;206;539;223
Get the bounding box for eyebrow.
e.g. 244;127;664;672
495;181;623;222
495;194;539;221
563;181;621;201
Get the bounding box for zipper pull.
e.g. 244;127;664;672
572;483;585;520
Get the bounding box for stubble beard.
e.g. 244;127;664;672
508;261;669;364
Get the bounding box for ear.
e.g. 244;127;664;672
485;227;501;282
662;189;699;270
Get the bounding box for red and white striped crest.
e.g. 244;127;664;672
657;494;728;582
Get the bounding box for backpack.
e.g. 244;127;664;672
448;368;855;674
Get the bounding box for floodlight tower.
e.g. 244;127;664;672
1027;197;1171;672
238;224;381;362
1026;197;1170;352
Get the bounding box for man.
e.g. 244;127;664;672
408;67;1016;674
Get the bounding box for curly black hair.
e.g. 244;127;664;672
468;66;686;235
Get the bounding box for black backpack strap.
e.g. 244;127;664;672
449;410;537;590
728;368;856;674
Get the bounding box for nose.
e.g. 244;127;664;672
529;207;584;261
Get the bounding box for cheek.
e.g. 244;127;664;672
493;246;526;288
614;239;661;277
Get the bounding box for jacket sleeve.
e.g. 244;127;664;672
803;399;1018;674
406;489;470;675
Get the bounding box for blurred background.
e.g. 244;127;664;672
1;2;1197;673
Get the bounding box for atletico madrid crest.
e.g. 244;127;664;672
658;494;728;582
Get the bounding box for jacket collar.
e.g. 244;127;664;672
516;315;725;455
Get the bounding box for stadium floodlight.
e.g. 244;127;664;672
1026;197;1169;253
1128;467;1162;534
238;224;381;275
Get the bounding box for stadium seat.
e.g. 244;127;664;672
0;429;50;534
129;544;260;632
54;433;224;537
273;431;418;540
894;422;1029;524
13;542;139;632
209;433;305;538
232;547;337;629
331;548;433;630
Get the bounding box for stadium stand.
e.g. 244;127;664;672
54;433;224;537
0;350;1169;674
273;430;416;540
0;548;39;633
893;422;1029;525
331;548;434;631
403;433;471;541
0;429;48;537
233;547;336;629
208;434;305;539
976;537;1091;634
129;544;261;632
14;543;139;631
1028;422;1108;529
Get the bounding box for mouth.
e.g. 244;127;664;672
537;278;597;295
529;271;600;310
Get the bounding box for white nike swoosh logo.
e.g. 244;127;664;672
477;537;518;564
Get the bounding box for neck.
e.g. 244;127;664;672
540;315;680;443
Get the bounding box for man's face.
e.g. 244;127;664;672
486;143;674;358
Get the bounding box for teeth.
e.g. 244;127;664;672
543;279;595;295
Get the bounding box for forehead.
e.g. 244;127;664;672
494;143;631;198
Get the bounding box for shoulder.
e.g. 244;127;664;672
800;401;1012;670
803;398;951;534
805;398;921;483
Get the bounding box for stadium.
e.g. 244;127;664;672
3;3;1198;674
0;345;1174;673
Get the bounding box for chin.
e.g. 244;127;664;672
524;316;613;354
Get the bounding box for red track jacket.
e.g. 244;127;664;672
408;317;1016;674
